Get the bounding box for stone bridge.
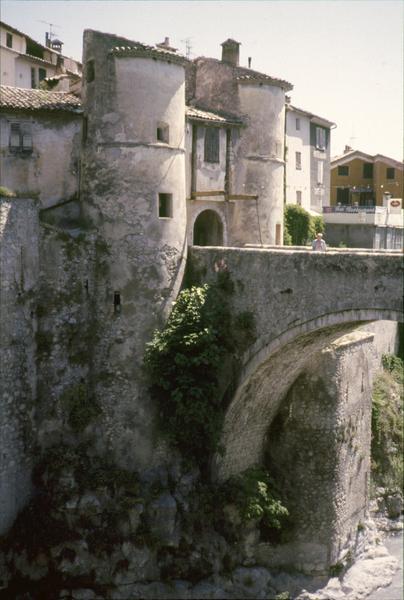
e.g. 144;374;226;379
188;246;403;572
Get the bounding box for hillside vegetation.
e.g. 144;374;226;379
371;354;403;494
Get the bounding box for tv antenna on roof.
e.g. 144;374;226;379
38;20;60;41
349;124;357;148
181;37;193;59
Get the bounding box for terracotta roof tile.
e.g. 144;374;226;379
0;85;82;113
235;66;292;90
186;105;244;125
110;44;187;65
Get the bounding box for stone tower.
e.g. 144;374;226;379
80;30;188;469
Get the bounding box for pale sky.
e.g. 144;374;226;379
2;0;403;160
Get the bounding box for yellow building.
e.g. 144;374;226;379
331;147;403;206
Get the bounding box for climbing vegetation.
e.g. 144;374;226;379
283;204;325;246
144;282;232;465
144;274;256;468
371;353;403;493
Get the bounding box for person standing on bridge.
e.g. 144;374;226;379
312;232;327;252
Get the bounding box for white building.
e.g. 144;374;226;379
0;21;81;89
285;101;335;214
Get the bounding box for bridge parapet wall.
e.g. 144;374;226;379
188;246;403;480
189;246;403;363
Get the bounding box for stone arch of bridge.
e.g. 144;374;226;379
212;308;403;482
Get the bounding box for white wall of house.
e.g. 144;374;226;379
0;25;26;53
285;108;311;211
0;112;81;207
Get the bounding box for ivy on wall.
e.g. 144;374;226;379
144;279;234;467
144;268;258;466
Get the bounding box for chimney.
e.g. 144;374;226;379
45;32;51;48
344;145;353;154
221;38;241;66
248;57;252;68
156;37;177;52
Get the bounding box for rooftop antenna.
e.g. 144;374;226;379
349;124;357;148
38;20;60;42
180;37;193;59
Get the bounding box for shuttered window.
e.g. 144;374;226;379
9;122;33;154
316;127;326;150
204;127;220;163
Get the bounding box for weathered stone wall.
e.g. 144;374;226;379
34;225;96;452
0;198;39;533
80;30;188;471
261;331;374;573
232;83;286;245
0;112;81;208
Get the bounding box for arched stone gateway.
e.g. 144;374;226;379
193;209;224;246
188;246;403;573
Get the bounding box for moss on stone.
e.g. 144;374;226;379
60;383;101;433
35;330;54;355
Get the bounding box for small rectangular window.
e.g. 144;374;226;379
295;151;302;170
317;160;324;184
295;117;300;130
296;190;302;205
157;123;169;144
363;163;373;178
6;32;13;48
9;122;33;154
31;67;36;89
38;68;47;83
158;193;173;218
338;165;349;176
204;127;220;163
114;291;121;314
316;127;326;150
86;60;95;83
386;167;395;179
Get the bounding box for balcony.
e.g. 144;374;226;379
323;205;403;227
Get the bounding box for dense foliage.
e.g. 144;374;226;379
283;204;325;246
224;468;289;530
371;353;403;493
144;282;234;466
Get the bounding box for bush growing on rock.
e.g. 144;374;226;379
371;354;403;495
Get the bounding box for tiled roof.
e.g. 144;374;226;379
235;66;292;91
110;43;187;65
0;86;82;113
186;105;244;125
287;104;335;128
331;149;403;168
193;57;292;91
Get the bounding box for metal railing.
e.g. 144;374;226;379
323;205;384;214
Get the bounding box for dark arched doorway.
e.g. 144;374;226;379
193;210;224;246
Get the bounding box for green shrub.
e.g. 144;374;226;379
0;185;16;198
371;354;403;493
284;204;311;245
144;284;233;465
284;204;326;246
224;468;289;530
309;214;325;240
283;226;293;246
